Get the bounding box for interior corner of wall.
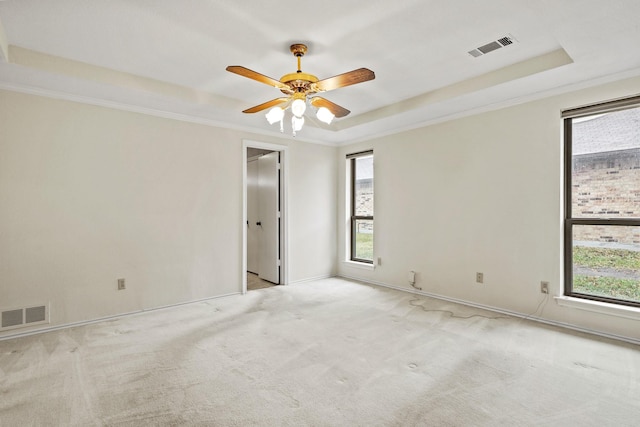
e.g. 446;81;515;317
0;26;8;63
0;10;9;60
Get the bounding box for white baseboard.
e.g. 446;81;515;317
4;275;637;346
338;274;640;346
0;292;241;342
287;274;333;286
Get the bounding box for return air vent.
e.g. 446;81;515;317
1;304;49;331
468;35;517;58
2;309;23;328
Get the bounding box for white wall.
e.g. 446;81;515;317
338;76;640;342
3;74;638;342
288;141;338;282
0;90;337;337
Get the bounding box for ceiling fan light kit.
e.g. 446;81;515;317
226;43;375;136
291;96;307;117
316;107;334;125
265;106;284;125
292;115;305;132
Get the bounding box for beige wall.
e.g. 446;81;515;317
2;74;639;342
0;90;337;337
288;141;338;281
338;75;640;341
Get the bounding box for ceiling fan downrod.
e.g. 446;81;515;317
290;43;307;73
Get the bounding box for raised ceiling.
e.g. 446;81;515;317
1;0;640;145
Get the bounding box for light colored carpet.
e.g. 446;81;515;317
1;278;638;426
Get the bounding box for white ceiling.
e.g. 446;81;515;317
1;0;640;145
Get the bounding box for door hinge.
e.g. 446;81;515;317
277;163;281;170
277;260;281;267
277;211;281;218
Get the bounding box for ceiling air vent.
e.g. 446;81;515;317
468;35;516;58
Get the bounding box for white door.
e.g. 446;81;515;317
258;151;280;284
246;159;259;274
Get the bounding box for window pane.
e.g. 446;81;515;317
571;108;640;219
355;155;374;217
354;219;374;261
572;225;640;303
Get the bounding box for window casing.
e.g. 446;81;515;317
563;96;640;307
348;151;374;264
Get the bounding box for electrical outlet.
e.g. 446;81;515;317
408;270;416;285
476;272;484;283
117;278;126;290
540;281;549;294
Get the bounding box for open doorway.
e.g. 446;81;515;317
242;140;288;293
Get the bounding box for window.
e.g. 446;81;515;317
348;151;374;263
563;96;640;307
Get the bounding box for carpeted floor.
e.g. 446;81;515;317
1;278;638;426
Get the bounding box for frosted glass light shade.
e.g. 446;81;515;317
265;107;284;124
291;98;306;118
292;115;305;131
316;107;335;124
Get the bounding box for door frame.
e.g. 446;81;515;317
242;139;289;293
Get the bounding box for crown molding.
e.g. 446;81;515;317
0;82;340;146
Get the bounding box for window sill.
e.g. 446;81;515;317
343;260;375;271
555;296;640;320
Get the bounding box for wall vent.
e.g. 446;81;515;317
1;304;49;331
468;35;517;58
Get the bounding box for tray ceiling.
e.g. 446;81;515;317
1;0;640;145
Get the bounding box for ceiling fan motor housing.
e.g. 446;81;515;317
279;72;318;94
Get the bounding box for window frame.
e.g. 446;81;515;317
348;150;374;264
563;95;640;308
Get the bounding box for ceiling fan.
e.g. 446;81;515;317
226;43;375;135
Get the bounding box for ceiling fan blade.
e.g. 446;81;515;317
311;97;350;118
226;66;289;90
242;98;289;114
313;68;375;92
